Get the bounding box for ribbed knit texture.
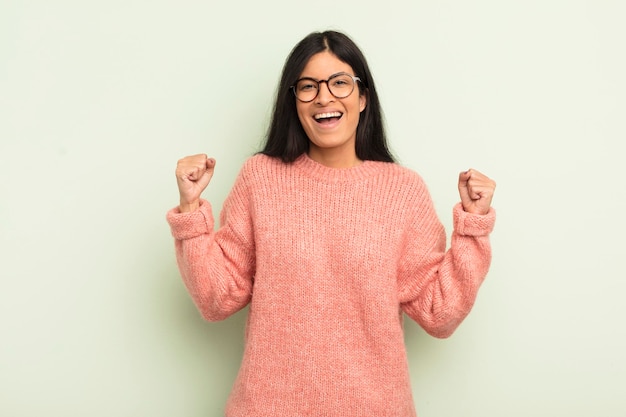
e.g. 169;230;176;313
166;153;495;417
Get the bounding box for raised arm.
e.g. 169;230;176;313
399;169;496;338
167;155;255;321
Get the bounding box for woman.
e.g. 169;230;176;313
167;30;496;417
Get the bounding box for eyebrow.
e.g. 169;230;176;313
297;71;352;82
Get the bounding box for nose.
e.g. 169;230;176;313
315;80;334;104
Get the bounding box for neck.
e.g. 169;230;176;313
308;147;361;168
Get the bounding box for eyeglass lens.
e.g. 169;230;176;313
294;73;356;102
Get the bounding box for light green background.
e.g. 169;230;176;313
1;1;624;416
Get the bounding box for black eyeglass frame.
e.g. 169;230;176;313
291;72;362;103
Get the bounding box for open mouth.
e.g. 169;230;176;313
314;111;343;124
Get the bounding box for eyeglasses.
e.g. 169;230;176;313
291;72;361;103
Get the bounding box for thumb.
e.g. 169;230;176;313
458;170;472;202
199;157;216;186
458;169;484;207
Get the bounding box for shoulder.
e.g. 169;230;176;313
238;153;284;179
241;153;288;173
223;155;282;207
366;162;439;216
243;153;280;167
371;161;429;191
382;162;422;180
231;154;289;192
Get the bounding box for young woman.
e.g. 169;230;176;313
167;30;496;417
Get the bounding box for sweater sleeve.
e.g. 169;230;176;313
166;168;255;322
398;184;495;338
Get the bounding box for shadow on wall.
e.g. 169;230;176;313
157;261;248;405
403;316;452;374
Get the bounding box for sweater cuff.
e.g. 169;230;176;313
452;202;496;236
166;199;214;240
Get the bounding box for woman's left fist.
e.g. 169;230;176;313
458;169;496;215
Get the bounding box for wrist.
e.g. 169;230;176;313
179;200;200;213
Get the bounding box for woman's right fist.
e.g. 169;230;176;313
175;154;215;212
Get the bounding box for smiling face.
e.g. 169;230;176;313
295;51;367;167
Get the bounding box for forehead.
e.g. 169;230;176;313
300;51;355;79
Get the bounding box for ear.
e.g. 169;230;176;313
359;90;367;112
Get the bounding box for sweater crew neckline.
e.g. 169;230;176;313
292;153;385;183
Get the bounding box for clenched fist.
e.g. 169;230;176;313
458;169;496;215
175;154;216;212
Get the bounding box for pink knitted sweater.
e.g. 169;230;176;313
167;153;495;417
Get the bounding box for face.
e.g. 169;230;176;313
295;51;367;165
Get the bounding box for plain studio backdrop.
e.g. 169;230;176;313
1;1;624;416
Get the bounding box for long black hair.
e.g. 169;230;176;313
261;31;395;163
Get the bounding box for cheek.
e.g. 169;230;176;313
349;97;365;121
295;104;309;126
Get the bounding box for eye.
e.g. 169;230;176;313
297;80;318;91
330;75;352;89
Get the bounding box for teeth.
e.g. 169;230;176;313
314;112;342;120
